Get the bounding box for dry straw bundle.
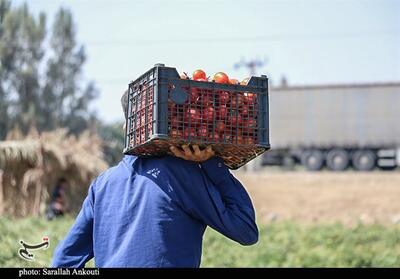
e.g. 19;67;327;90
0;128;108;217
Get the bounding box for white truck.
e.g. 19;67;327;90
262;82;400;171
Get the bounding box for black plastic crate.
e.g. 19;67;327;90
123;63;270;169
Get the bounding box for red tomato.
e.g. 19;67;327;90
213;72;229;84
170;129;182;138
244;92;257;104
208;132;220;142
203;107;215;121
250;109;258;118
243;118;257;132
222;131;234;143
244;137;255;145
240;106;249;116
217;105;228;119
197;126;208;138
195;78;208;82
193;69;207;80
241;117;248;127
230;93;244;108
170;116;180;127
235;135;244;145
244;104;256;117
216;121;225;133
230;115;241;126
240;77;250;85
183;127;196;138
247;118;257;128
184;108;201;123
200;94;213;106
217;91;230;104
190;88;200;103
229;79;239;85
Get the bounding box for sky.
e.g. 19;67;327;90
15;0;400;123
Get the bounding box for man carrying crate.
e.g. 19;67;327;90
52;91;258;268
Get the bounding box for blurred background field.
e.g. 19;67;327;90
2;171;400;267
2;213;400;267
235;170;400;225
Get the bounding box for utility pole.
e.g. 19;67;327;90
234;58;266;76
234;58;267;172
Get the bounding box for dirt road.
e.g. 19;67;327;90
234;170;400;225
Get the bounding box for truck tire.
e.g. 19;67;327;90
301;150;324;171
283;156;296;170
352;150;376;171
326;149;349;171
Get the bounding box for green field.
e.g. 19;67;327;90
1;217;400;267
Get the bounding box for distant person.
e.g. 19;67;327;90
47;178;68;220
52;91;258;267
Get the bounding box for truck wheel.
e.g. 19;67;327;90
301;150;324;171
352;150;376;171
283;156;296;170
326;149;349;171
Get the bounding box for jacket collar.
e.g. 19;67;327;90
123;155;139;168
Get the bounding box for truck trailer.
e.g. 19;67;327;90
262;82;400;171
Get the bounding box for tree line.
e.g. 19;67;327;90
0;0;124;165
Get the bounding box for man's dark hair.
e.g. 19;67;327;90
121;89;129;119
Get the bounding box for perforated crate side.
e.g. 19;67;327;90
124;64;270;169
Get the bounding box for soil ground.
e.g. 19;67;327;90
233;170;400;225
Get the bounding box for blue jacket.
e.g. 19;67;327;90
52;155;258;267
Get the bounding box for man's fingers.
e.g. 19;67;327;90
192;145;202;156
170;146;186;159
169;146;180;156
171;144;215;162
205;146;215;155
181;145;192;157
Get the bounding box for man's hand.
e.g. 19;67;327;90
170;145;215;162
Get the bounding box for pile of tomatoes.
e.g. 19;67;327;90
181;69;250;86
168;69;258;145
